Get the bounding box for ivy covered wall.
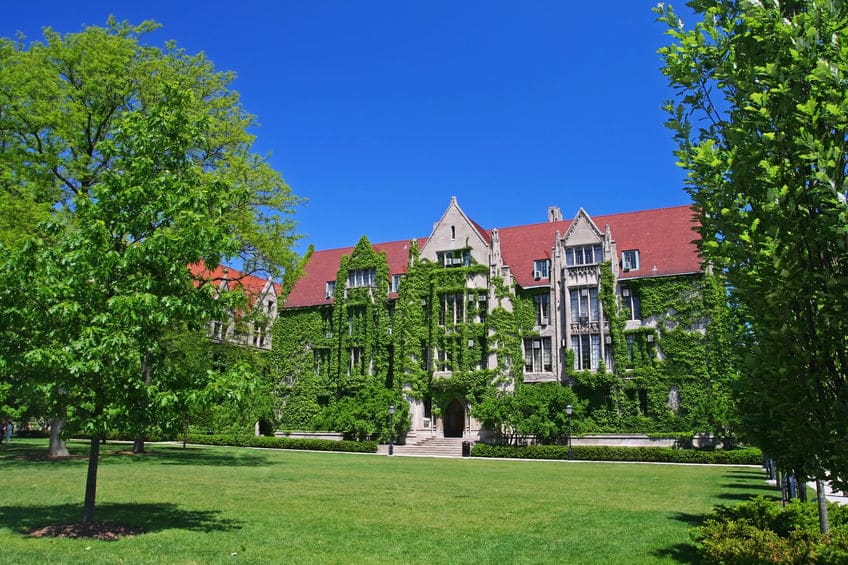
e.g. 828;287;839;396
571;270;738;434
272;236;737;438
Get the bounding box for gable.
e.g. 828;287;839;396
420;196;490;264
563;208;603;246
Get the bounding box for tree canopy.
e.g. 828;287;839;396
0;19;301;524
656;0;848;508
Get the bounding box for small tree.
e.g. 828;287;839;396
657;0;848;532
0;20;300;525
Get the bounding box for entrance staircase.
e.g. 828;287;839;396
390;436;467;458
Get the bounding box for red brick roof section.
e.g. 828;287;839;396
284;205;702;308
188;262;280;299
284;238;427;308
497;205;702;287
469;218;491;245
606;206;702;281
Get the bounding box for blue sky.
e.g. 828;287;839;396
4;1;693;254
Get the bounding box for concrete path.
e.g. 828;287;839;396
809;481;848;506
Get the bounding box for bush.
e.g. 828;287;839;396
470;443;762;465
315;385;410;442
184;433;378;453
693;497;848;564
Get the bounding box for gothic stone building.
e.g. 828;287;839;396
279;197;703;439
190;263;280;351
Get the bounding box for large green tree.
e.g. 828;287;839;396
657;0;848;532
0;20;301;525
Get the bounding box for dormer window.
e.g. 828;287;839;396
391;274;402;293
533;259;550;279
622;250;640;272
325;281;336;299
566;245;603;266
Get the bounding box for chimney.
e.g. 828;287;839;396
548;206;563;222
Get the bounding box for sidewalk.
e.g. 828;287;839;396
811;481;848;506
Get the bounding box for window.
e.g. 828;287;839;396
436;347;452;372
451;225;456;240
348;268;376;288
437;249;471;268
253;322;266;347
626;333;635;363
348;306;366;335
622;250;640;272
314;348;330;376
523;337;552;373
439;292;465;326
322;308;334;336
533;259;550;279
621;288;641;320
477;294;487;324
476;338;487;370
534;293;550;326
565;245;603;266
325;281;336;298
569;287;600;322
572;334;601;371
391;274;402;293
349;347;364;375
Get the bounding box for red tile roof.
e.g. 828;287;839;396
284;239;428;308
284;205;702;308
189;262;281;301
498;205;702;287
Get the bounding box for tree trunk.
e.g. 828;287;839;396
81;435;101;525
48;416;69;458
817;479;830;535
133;350;153;454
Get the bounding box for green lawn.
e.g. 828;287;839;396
0;439;774;564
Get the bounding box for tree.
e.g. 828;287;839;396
0;20;301;525
657;0;848;532
472;383;579;445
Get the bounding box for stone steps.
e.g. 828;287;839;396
389;436;469;458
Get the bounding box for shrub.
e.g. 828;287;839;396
816;526;848;565
695;518;815;564
184;433;378;453
469;443;762;465
693;497;848;564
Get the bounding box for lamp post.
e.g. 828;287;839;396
388;404;395;456
566;404;573;460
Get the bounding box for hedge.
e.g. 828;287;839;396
184;433;378;454
470;444;762;465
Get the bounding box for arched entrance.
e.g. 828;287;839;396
443;398;466;438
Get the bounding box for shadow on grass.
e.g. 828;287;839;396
721;481;776;492
715;492;755;502
107;446;278;468
0;502;243;535
650;512;703;563
716;480;778;502
0;441;277;468
667;512;704;526
722;470;767;480
652;542;700;564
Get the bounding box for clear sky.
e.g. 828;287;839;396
4;1;694;254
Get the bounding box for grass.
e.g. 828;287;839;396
0;438;774;564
